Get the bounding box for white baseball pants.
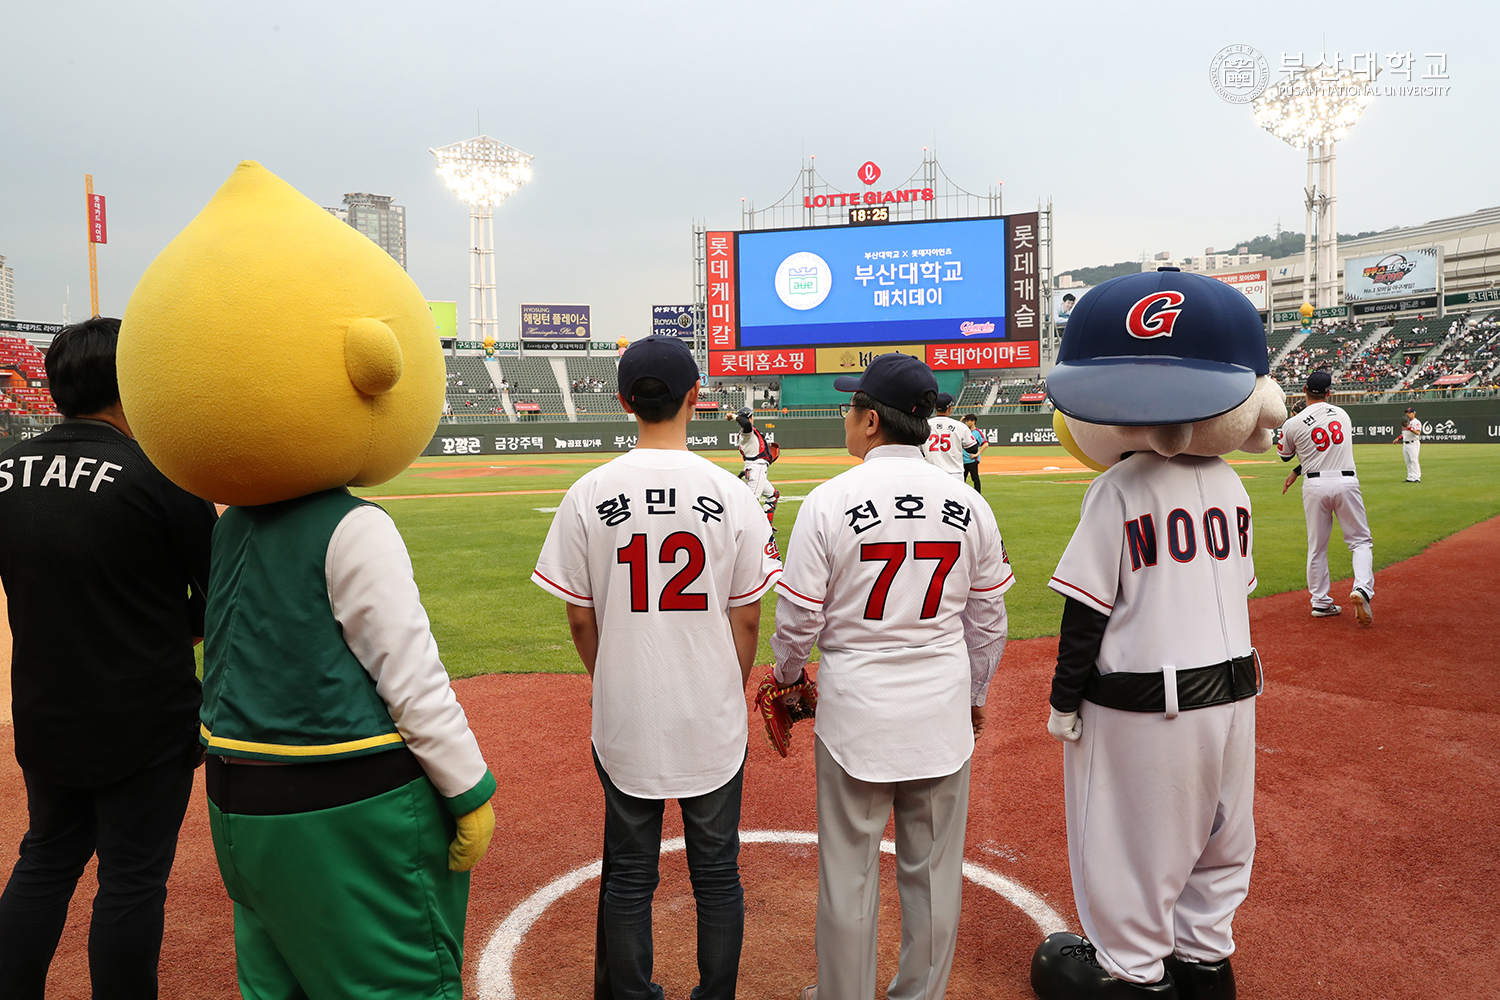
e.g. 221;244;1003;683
743;459;775;505
1063;699;1256;985
814;737;970;1000
1302;478;1375;607
1403;441;1421;481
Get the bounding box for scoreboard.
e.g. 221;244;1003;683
706;213;1041;376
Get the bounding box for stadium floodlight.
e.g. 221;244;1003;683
1253;65;1375;311
430;136;534;343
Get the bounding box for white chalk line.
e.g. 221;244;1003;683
474;828;1067;1000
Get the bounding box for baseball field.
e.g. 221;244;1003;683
2;441;1498;999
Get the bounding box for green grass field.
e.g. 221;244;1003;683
352;444;1500;678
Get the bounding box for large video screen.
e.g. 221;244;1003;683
736;217;1009;348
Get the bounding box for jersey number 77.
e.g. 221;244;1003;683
860;541;961;621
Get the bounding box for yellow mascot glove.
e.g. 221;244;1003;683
448;801;496;872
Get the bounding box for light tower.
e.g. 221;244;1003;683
430;136;534;343
1253;64;1374;312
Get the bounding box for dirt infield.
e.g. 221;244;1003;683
1;519;1497;998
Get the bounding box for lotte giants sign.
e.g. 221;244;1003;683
88;194;107;244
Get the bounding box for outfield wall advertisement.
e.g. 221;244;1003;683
706;213;1040;376
1344;247;1441;315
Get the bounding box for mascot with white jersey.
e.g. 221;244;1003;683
1029;268;1286;1000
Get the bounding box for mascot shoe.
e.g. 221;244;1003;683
1162;956;1235;1000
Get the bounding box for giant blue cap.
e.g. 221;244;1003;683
1047;268;1270;426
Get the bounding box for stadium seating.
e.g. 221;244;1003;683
0;336;49;380
495;357;561;394
444;357;502;414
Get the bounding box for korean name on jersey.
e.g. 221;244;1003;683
1277;402;1357;476
531;450;781;799
775;450;1012;781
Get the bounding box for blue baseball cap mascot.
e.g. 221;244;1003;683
1032;269;1285;1000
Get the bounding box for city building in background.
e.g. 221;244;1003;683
323;193;407;270
1140;247;1267;273
0;255;14;320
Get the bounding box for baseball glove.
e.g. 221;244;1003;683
754;670;817;758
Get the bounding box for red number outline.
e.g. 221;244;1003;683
659;532;708;611
616;534;649;612
913;541;962;619
859;542;906;620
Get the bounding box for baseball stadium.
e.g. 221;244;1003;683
4;11;1500;1000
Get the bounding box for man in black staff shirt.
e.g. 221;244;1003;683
0;317;217;1000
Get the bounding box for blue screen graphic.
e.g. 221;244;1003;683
736;218;1007;348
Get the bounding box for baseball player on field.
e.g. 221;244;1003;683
736;406;780;524
1279;370;1376;626
533;336;782;1000
921;391;977;480
1393;406;1422;482
1033;268;1289;1000
769;353;1014;1000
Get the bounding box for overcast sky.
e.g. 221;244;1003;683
2;1;1493;336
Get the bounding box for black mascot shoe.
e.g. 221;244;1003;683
1162;957;1234;1000
1031;933;1179;999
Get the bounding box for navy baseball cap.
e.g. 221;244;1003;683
1306;370;1333;393
617;336;699;403
1404;406;1416;413
935;392;956;410
834;353;939;418
1047;268;1270;426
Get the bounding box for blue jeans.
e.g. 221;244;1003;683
593;748;745;1000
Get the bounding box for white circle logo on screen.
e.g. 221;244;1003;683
775;252;832;311
474;829;1069;1000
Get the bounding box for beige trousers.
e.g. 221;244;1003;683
814;737;971;1000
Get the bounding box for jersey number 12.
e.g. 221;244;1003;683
617;533;707;612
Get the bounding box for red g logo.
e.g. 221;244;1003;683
857;161;881;185
1126;291;1186;339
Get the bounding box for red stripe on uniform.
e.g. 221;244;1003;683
775;580;824;605
970;572;1014;593
532;570;591;602
1049;576;1114;610
731;569;782;602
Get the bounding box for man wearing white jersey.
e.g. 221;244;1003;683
1393;405;1422;482
1278;369;1375;626
736;407;779;524
533;337;782;1000
921;392;976;480
770;353;1013;1000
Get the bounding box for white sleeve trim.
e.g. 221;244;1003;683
327;505;489;802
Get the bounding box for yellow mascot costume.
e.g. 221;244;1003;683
118;161;495;1000
1029;268;1285;1000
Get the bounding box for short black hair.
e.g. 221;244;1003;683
962;413;978;423
626;376;688;424
851;390;931;446
45;317;121;417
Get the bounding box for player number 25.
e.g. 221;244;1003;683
860;541;962;621
928;432;952;452
1310;421;1344;452
617;532;708;612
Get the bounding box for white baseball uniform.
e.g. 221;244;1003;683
532;448;782;798
1276;401;1375;609
738;425;777;508
1048;452;1258;985
921;414;977;479
1401;415;1422;482
771;443;1012;1000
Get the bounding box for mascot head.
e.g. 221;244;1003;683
1047;268;1286;471
117;161;444;505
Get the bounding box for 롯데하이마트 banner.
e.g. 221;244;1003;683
520;304;591;341
926;341;1039;370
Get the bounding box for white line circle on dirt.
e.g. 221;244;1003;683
474;828;1067;1000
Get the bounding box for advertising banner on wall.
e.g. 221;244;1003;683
1055;286;1092;324
427;301;457;340
651;305;697;338
1344;247;1441;304
520;304;591;341
706;232;737;350
926;341;1039;370
814;344;925;372
1006;212;1040;341
1210;269;1270;311
708;348;812;376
